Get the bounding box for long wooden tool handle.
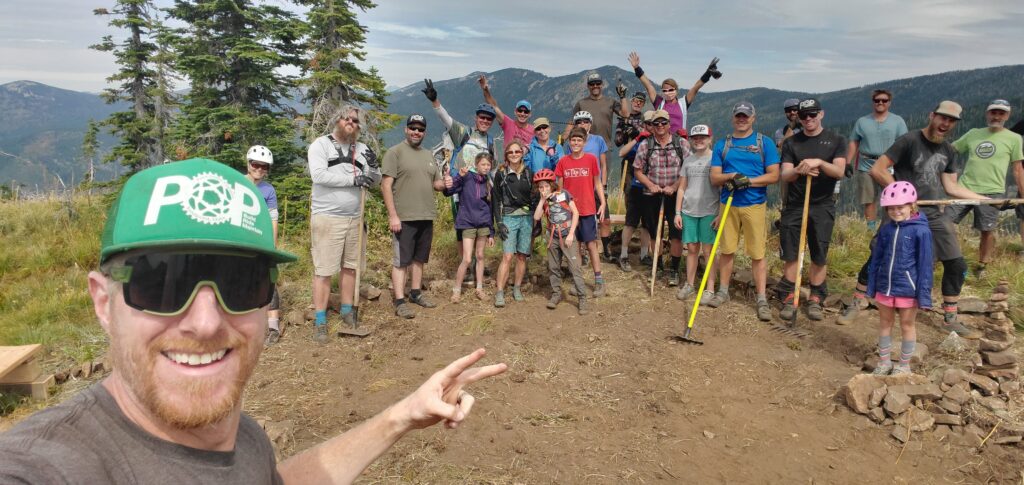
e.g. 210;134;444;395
650;200;665;298
917;198;1024;207
792;176;812;309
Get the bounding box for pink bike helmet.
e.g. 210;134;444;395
880;181;917;207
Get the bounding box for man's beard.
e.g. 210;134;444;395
988;120;1006;129
407;137;423;148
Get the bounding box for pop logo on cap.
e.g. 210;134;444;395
144;172;263;234
799;100;817;110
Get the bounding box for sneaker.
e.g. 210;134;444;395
342;312;356;326
265;328;281;347
410;292;437;308
593;281;606;298
676;284;695;301
512;287;525;302
313;325;329;343
872;360;894;375
603;252;618;264
941;319;982;340
779;300;796;321
494;291;506;308
667;270;680;287
806;297;824;321
546;292;561;309
395;302;416;319
837;296;866;325
890;364;912;376
756;300;772;321
578;297;591;316
706;290;730;308
698;290;715;306
640;255;653;267
973;264;986;279
618;257;632;272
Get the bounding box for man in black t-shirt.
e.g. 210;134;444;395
839;101;988;339
775;99;847;322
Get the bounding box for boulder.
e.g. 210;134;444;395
986;301;1009;312
932;413;963;426
979;338;1013;352
958;297;987;314
944;384;971;405
1000;380;1019;395
878;373;930;386
976;365;1019;380
360;283;382;301
904;407;935;432
976;396;1007;412
939;333;968;354
989;312;1007;321
989;292;1008;302
869;386;887;408
888;383;943;401
868;406;886;423
891;425;910;443
842;374;885;414
942;368;969;386
937;398;962;414
884;390;912;416
981;350;1018;366
993;435;1023;445
965;373;1000;395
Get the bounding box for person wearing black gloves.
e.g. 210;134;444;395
628;51;720;133
492;140;536;307
307;104;382;341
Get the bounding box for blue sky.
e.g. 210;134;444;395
2;0;1023;94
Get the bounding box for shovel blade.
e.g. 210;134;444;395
337;326;371;337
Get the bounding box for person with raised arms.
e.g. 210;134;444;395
628;51;721;133
479;74;534;146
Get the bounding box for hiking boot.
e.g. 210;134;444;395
395;302;415;319
890;364;912;376
806;297;824;321
837;296;867;325
512;286;525;302
756;300;772;322
941;319;982;340
578;297;591;316
698;290;715;306
602;252;618;264
313;325;329;344
667;270;680;287
676;284;695;301
546;292;562;309
973;264;986;279
410;292;437;308
618;257;632;272
593;281;606;297
264;328;281;347
342;312;356;326
494;291;506;308
779;301;796;321
706;290;730;308
872;360;894;376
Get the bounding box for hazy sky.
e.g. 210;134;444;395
2;0;1022;94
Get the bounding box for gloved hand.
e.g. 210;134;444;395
615;81;627;99
675;128;688;138
700;57;722;83
635;130;651;142
732;174;751;190
624;125;639;140
422;79;437;102
497;223;510;240
354;175;373;188
364;149;379;169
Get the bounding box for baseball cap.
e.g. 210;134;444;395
797;98;822;115
533;117;550;129
783;98;801;110
586;73;603;84
642;110;656;122
406;114;426;127
987;99;1012;112
933;100;962;120
632;91;647;101
100;158;297;264
690;124;712;137
651;110;670;121
733;102;756;116
475;103;497;119
515;100;532;112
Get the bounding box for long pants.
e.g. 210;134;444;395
548;239;587;297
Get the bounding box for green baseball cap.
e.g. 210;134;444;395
100;158;297;264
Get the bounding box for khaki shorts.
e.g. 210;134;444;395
461;226;491;239
311;213;361;276
719;203;767;260
857;171;882;205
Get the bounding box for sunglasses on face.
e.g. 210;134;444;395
785;108;798;113
408;126;425;133
108;252;277;316
505;149;523;155
652;120;669;126
534;125;550;131
588;82;602;87
516;108;531;114
477;115;495;123
343;116;360;125
249;162;270;171
662;88;676;93
799;111;820;120
873;98;890;104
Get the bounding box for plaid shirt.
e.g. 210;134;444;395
634;136;691;187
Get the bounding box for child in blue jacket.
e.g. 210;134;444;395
866;181;933;375
444;152;495;302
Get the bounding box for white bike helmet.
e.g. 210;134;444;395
573;111;593;122
247;145;274;165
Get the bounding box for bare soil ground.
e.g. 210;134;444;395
246;258;1024;484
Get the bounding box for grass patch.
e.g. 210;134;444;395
461;314;494;335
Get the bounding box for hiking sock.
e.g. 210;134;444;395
899;340;916;366
942;301;958;324
878;335;892;364
810;282;828;301
602;236;612;257
670;256;681;273
776;277;795;301
594;271;604;283
314;310;327;326
340;304;353;315
268;317;280;332
719;282;730;295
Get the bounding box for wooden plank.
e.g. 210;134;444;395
0;373;54;400
0;358;41;384
0;345;43;379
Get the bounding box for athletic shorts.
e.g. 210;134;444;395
461;226;490;240
595;187;610;221
874;294;917;309
576;214;599;243
501;214;533;255
392;220;434;268
682;213;716;245
269;288;280;311
779;205;836;265
311;213;361;276
720;203;768;260
857;170;882;205
625;186;645;227
948;193;1003;232
641;193;681;240
921;207;961;261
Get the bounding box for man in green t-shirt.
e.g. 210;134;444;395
949;99;1024;275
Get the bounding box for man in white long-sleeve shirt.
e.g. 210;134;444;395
307;104;382;343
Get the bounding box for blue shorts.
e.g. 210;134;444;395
576;214;598;243
501;214;533;255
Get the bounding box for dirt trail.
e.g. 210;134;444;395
249;263;1024;483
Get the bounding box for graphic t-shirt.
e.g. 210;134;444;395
381;140;441;221
849;113;908;171
500;114;534;147
952;128;1024;194
679;152;718;217
780;129;848;207
545;189;575;238
885;130;958;218
554;153;599;216
711;132;780;207
572;96;619;144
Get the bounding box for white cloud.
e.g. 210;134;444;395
366;22;488;40
369;47;470;58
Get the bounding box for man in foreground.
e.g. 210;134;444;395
0;158;506;483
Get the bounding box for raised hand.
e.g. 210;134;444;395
628;51;641;69
422;79;438;102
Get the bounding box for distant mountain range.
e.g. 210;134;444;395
3;65;1023;189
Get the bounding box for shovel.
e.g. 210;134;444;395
338;178;371;337
672;190;733;345
771;176;812;338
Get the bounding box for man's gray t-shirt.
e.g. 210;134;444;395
0;383;281;484
308;136;382;217
679;152;719;217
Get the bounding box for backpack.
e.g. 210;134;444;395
449;129;494;177
326;134;360;170
721;133;767;166
642;134;688;176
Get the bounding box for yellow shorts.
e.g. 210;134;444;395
311;213;362;276
719;203;767;260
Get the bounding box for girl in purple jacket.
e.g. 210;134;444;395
866;181;933;376
445;152;495;302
